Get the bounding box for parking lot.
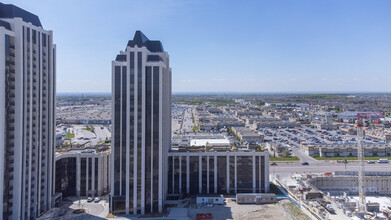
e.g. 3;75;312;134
264;126;387;150
60;124;111;146
38;196;109;220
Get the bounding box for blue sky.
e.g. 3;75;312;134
4;0;391;93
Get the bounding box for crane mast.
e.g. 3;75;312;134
357;125;366;213
355;112;384;214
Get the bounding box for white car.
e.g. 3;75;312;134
94;197;101;203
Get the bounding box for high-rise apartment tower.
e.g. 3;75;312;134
0;3;56;219
110;31;171;215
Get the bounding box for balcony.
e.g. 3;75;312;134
6;61;15;65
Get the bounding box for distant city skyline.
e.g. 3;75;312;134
4;0;391;93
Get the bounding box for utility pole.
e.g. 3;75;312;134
344;156;347;172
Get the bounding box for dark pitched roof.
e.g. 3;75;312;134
115;54;127;62
126;31;164;52
0;20;11;30
147;55;163;62
0;3;42;27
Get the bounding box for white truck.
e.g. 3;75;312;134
378;158;389;164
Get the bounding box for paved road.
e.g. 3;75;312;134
180;106;194;133
272;160;391;176
91;126;111;145
66;125;111;146
291;147;320;163
270;160;391;187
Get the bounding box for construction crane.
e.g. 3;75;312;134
355;112;385;214
356;123;366;214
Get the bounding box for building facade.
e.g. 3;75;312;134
55;148;110;198
110;31;171;215
0;3;56;219
167;151;270;195
300;142;391;157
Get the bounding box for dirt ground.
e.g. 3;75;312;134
188;199;310;220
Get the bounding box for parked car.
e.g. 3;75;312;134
301;162;309;165
270;163;278;166
378;159;389;164
367;160;375;164
87;197;93;202
94;197;101;203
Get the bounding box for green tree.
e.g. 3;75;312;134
281;150;291;158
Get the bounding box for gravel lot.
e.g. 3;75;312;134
188;199;308;220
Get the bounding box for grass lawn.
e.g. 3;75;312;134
285;202;311;220
270;156;300;162
311;156;391;161
64;132;75;139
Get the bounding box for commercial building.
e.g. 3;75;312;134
0;3;56;219
110;31;172;215
235;110;263;117
266;142;288;157
199;118;245;131
231;127;264;143
167;151;269;195
300;142;391;157
54;147;110;198
311;122;339;130
250;120;300;129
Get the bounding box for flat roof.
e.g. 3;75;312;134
190;139;230;146
68;149;96;153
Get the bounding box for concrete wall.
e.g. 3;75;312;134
308;176;391;195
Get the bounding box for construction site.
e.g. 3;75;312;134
275;113;391;220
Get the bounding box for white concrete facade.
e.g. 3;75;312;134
111;31;171;215
0;8;56;220
54;150;110;197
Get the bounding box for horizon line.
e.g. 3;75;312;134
56;91;391;95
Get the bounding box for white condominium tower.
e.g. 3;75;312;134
111;31;171;215
0;3;56;219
